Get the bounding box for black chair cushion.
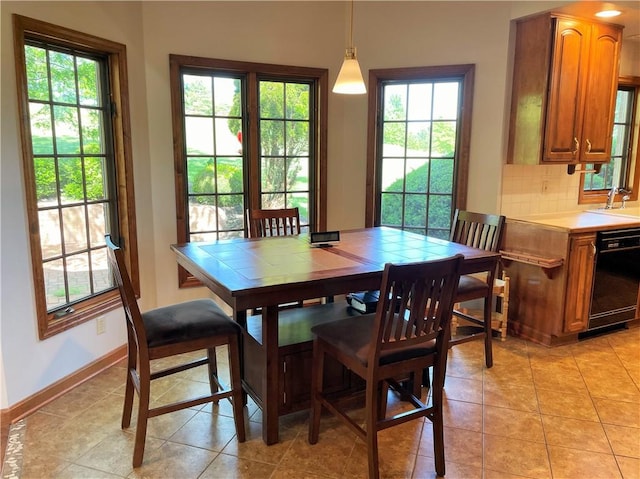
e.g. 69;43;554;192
455;274;490;302
143;299;239;348
311;314;437;367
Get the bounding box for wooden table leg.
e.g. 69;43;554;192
234;309;248;406
261;305;280;444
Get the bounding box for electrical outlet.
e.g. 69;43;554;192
541;180;549;194
96;316;106;335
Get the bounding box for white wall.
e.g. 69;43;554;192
2;1;636;411
0;1;153;409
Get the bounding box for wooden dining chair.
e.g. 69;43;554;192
247;207;300;238
105;235;245;467
308;255;464;479
448;209;505;367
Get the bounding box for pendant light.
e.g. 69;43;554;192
333;0;366;94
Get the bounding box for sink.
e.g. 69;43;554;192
587;207;640;219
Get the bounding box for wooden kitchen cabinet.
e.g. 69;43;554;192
563;233;596;333
507;13;622;170
501;220;596;345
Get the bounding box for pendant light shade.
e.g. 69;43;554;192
333;47;366;94
333;1;366;94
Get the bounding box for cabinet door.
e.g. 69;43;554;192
280;349;349;413
543;18;589;163
563;234;596;333
581;22;622;164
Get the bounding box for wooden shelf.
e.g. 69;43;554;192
245;302;364;348
500;250;564;279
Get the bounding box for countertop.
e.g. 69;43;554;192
507;208;640;233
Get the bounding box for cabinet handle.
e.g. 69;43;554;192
572;137;579;155
586;139;592;153
591;242;596;258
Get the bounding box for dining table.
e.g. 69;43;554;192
171;226;501;445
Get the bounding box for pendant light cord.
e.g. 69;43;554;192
349;0;354;48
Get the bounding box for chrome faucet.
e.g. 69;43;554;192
605;186;618;209
621;194;630;209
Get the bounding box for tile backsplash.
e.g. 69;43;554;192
501;164;588;217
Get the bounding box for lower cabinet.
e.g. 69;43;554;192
563;234;596;333
502;220;596;345
242;302;364;415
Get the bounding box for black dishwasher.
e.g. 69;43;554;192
588;228;640;330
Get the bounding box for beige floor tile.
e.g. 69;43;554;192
442;399;483;432
270;469;331;479
8;328;640;479
526;342;574;359
413;454;482;479
581;372;640;402
484;363;535;389
144;407;198;440
127;441;217;478
547;446;622;479
278;427;353;478
483;435;551;478
484;469;540;479
541;415;612;454
199;452;276;479
531;366;589;395
55;463;126;478
491;347;532;370
593;397;640;428
484;405;545;443
535;388;599;421
169;410;241;451
222;417;298;464
23;411;70;444
74;430;147;477
604;423;640;458
19;450;72;479
344;440;416;479
443;426;483;468
528;353;578;371
417;423;483;468
39;381;109;419
21;415;113;463
443;376;483;404
616;455;640;479
483;382;539;413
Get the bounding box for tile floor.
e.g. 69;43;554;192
2;326;639;479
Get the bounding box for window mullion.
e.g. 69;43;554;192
247;72;261;212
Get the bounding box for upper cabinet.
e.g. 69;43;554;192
507;13;622;172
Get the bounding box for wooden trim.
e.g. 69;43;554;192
3;345;126;424
364;64;475;227
12;15;138;339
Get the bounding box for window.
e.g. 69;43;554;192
170;55;328;286
14;15;138;339
580;76;640;205
365;65;474;238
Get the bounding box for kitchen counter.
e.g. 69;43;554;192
502;207;640;347
507;209;640;233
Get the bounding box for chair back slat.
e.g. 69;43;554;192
247;207;301;238
105;235;148;353
373;255;463;359
450;209;505;253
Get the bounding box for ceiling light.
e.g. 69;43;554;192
333;0;366;94
596;3;622;18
